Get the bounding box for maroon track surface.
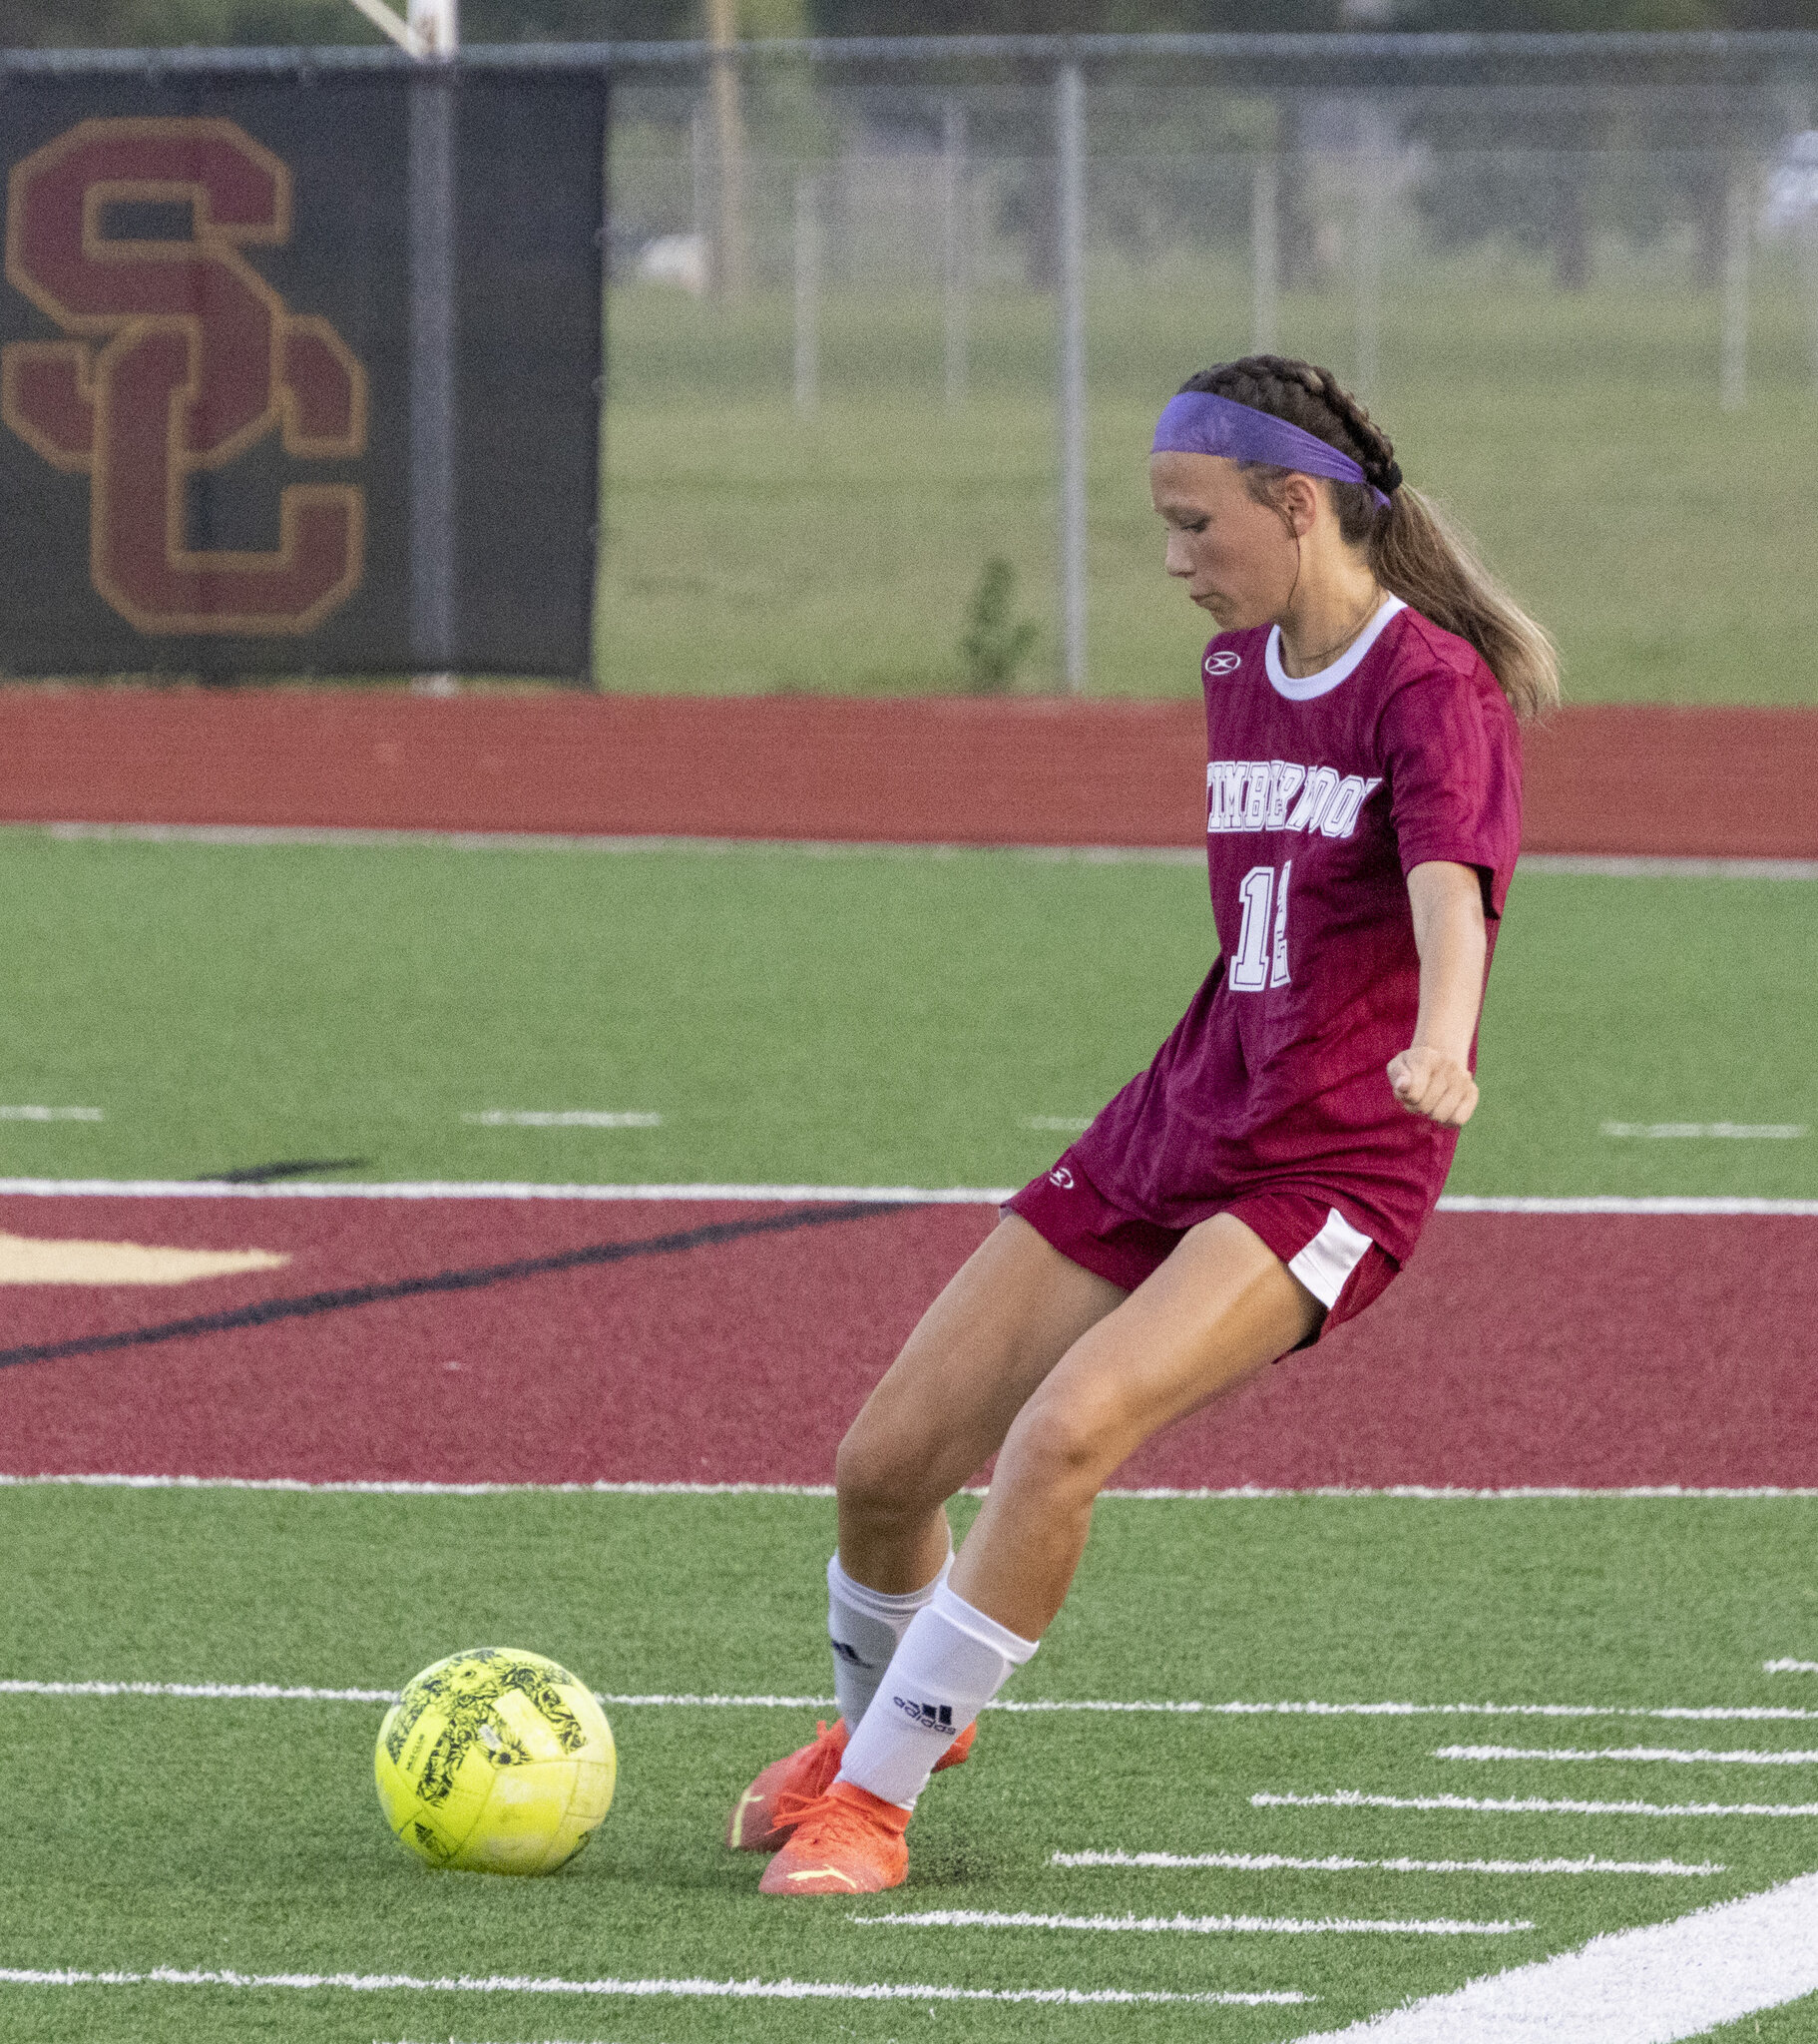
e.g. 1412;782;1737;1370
2;1197;1811;1489
3;689;1815;858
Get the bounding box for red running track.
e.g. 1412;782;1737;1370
0;1198;1811;1490
2;690;1814;858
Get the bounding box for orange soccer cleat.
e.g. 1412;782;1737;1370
725;1718;849;1852
725;1716;976;1853
757;1778;911;1894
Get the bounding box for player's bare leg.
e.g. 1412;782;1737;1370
756;1217;1320;1891
949;1214;1320;1639
726;1215;1121;1858
834;1212;1128;1594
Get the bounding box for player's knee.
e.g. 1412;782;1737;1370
833;1418;928;1524
999;1391;1115;1500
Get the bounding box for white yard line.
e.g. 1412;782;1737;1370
462;1112;663;1129
1600;1122;1807;1140
7;1471;1817;1502
0;1679;398;1703
989;1701;1818;1722
0;1107;103;1122
1255;1789;1818;1817
1766;1659;1818;1674
0;1178;1816;1216
1287;1869;1818;2043
4;1679;1812;1724
850;1909;1530;1936
1050;1849;1725;1877
0;1963;1305;2009
1437;1744;1818;1766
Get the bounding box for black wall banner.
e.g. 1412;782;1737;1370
0;60;606;679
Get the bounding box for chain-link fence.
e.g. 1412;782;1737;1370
603;34;1818;706
3;34;1815;700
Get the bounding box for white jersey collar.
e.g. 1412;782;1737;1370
1264;595;1406;702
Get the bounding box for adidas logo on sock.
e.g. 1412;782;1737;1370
892;1695;954;1732
829;1639;870;1667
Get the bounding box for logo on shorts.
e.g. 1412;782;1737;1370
1205;649;1242;676
893;1696;955;1733
1049;1166;1075;1190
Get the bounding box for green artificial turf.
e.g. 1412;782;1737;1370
0;830;1812;1200
1;1483;1814;2043
599;258;1818;707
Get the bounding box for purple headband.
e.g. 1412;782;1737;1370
1152;390;1393;510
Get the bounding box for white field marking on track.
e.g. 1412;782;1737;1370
462;1111;663;1129
3;1178;1818;1218
1049;1849;1726;1876
30;817;1207;867
1255;1789;1818;1817
1600;1121;1808;1140
1097;1484;1818;1499
7;1678;1817;1723
1766;1659;1818;1674
1432;1195;1818;1215
11;1471;1818;1503
849;1909;1533;1937
0;1177;1017;1204
1287;1868;1818;2044
30;823;1818;881
0;1106;103;1122
0;1965;1309;2009
1437;1744;1818;1766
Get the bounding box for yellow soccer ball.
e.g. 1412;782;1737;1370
375;1647;616;1875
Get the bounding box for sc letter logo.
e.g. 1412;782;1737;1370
1205;649;1243;676
2;117;367;636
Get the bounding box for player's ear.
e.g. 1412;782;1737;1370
1283;474;1320;539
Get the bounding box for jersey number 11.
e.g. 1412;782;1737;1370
1231;861;1292;992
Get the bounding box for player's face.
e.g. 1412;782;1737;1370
1148;451;1298;630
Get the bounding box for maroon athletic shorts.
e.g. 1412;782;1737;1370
1007;1148;1400;1343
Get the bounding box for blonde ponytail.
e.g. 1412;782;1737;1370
1369;485;1561;724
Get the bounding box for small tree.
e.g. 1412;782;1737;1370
960;556;1039;694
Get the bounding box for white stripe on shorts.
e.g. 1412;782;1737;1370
1287;1207;1375;1308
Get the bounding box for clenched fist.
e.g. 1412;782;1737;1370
1387;1045;1479;1128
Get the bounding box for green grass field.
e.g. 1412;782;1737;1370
1;829;1813;1199
3;1485;1816;2043
1;828;1815;2040
600;256;1818;707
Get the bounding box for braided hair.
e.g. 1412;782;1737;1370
1177;355;1559;722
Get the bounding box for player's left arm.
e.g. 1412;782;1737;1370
1388;859;1488;1128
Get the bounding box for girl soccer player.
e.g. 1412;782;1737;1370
727;353;1559;1895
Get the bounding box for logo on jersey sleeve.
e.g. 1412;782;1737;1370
1205;649;1242;676
1206;760;1382;839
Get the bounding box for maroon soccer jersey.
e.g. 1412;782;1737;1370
1069;599;1521;1264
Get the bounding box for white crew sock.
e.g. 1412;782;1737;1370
827;1548;951;1732
836;1581;1038;1809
